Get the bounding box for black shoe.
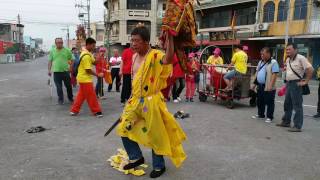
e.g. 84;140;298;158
150;167;166;178
185;98;189;102
57;100;64;105
313;113;320;118
276;123;290;127
123;157;145;170
190;98;194;102
95;112;103;118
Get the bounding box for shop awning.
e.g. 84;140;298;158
196;39;240;46
248;35;320;41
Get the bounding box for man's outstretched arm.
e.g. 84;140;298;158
162;33;174;65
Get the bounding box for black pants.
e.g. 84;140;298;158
317;82;320;113
257;84;276;119
172;78;185;100
95;77;104;97
121;74;132;103
108;68;121;91
53;72;73;102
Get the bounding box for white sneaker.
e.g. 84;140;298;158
177;97;182;101
173;99;179;103
70;112;78;116
251;115;259;119
265;118;272;123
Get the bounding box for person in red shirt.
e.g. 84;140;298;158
95;47;107;99
172;54;185;103
119;46;134;104
185;52;200;102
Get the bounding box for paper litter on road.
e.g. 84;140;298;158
107;148;148;176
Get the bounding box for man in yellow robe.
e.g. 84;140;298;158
116;26;187;178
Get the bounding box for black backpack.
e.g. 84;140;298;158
73;53;90;77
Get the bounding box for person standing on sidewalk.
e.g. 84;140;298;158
314;66;320;118
71;47;80;87
172;54;185;103
277;43;314;132
120;46;134;104
48;38;74;105
252;47;279;123
108;49;122;92
70;38;104;118
95;47;107;99
185;52;200;102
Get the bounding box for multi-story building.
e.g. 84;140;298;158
90;22;106;47
104;0;165;51
0;23;24;54
195;0;259;62
247;0;320;67
196;0;320;66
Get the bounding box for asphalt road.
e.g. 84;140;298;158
0;56;320;180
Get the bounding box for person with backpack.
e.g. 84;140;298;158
70;38;104;118
251;47;279;123
48;38;74;105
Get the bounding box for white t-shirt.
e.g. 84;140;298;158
109;56;122;69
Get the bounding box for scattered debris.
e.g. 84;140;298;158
26;126;47;133
174;111;190;119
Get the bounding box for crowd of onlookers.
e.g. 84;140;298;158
48;36;319;132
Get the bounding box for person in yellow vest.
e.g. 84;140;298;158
207;48;223;65
223;45;248;90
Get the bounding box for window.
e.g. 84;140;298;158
263;1;275;22
127;20;151;34
236;7;256;25
277;0;288;21
294;0;308;20
127;0;151;10
201;10;232;28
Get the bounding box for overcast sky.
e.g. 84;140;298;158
0;0;105;50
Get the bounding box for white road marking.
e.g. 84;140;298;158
276;100;317;108
0;79;9;82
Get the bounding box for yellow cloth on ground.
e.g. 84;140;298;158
231;50;248;74
117;49;187;168
108;148;147;176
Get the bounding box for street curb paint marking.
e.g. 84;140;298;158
276;100;317;108
0;79;9;82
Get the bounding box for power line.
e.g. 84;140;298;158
0;18;78;26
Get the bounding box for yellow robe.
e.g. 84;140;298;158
117;49;187;168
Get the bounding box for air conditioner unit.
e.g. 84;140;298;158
257;23;269;31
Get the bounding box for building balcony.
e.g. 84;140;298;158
309;19;320;34
127;10;151;19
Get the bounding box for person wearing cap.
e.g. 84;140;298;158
207;48;224;65
185;52;200;102
95;47;108;99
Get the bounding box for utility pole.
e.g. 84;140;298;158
61;26;70;48
284;0;291;47
75;0;91;37
104;1;111;59
87;0;91;37
17;14;21;54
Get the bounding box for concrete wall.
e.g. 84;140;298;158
0;54;16;64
